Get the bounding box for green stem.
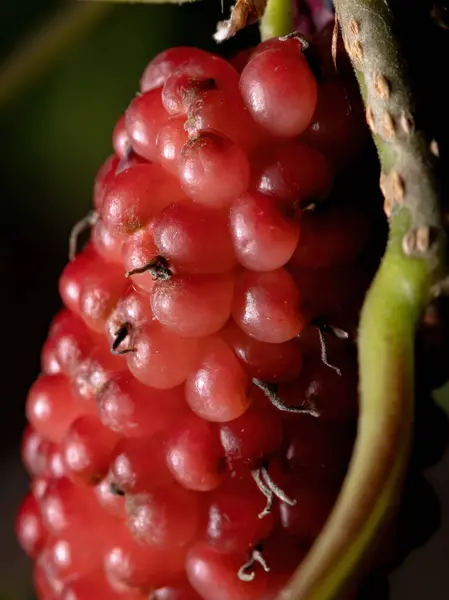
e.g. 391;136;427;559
280;218;431;600
278;1;446;599
260;0;294;40
0;2;113;110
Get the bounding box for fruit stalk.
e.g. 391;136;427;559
260;0;294;40
278;1;446;599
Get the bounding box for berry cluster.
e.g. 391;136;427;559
17;29;380;600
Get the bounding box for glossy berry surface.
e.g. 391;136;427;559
18;33;381;600
239;45;317;137
16;494;48;558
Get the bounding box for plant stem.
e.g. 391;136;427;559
278;1;446;599
260;0;294;40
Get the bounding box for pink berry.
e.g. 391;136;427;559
229;191;300;271
185;89;260;151
18;37;380;600
21;427;64;479
140;47;222;92
205;476;274;551
112;114;131;159
126;484;201;548
156;115;189;175
252;35;308;57
59;245;100;315
42;534;102;583
94;154;120;211
42;310;93;377
26;374;82;443
152;202;236;274
186;542;270;600
185;336;250;422
91;219;123;264
95;471;127;519
101;163;185;236
34;560;62;600
178;132;250;207
127;323;200;389
61;415;121;485
151;272;235;337
104;522;187;590
240;47;317;137
105;284;154;347
39;479;115;554
22;426;48;476
251;141;333;206
162;56;238;115
221;320;303;382
61;570;147;600
150;581;203;600
232;268;307;343
16;493;47;558
218;391;283;471
41;334;63;375
125;90;169;161
120;226;159;292
110;435;172;493
78;260;127;333
32;477;51;501
97;372;186;438
71;341;124;410
47;444;67;479
165;412;225;491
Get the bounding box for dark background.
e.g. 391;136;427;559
1;1;449;599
